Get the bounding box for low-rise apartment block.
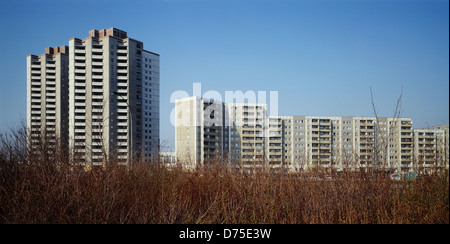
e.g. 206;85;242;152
279;116;414;172
225;103;268;169
175;97;225;167
414;125;449;172
175;96;449;172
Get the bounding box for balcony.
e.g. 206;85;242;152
92;79;103;85
74;49;85;54
117;108;128;114
117;115;128;121
117;82;127;88
74;128;86;133
74;108;86;113
319;120;331;125
117;135;128;140
74;69;86;74
117;141;128;147
117;121;128;127
118;101;130;107
44;102;55;109
117;129;128;133
92;94;103;100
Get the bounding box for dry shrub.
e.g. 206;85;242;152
0;125;448;224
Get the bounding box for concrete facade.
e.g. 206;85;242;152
68;28;160;165
175;97;225;168
27;28;160;166
27;46;69;156
174;96;448;172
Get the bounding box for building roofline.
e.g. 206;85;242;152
143;49;160;56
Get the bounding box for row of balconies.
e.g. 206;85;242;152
417;144;437;148
117;49;127;54
311;119;331;125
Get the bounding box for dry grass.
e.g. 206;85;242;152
0;160;448;224
0;126;448;224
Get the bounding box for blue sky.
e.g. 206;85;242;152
0;0;448;150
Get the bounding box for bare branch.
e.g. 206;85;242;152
370;86;379;120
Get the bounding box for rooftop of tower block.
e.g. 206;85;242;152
89;27;127;39
44;46;69;55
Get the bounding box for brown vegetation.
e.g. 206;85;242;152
0;125;448;224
